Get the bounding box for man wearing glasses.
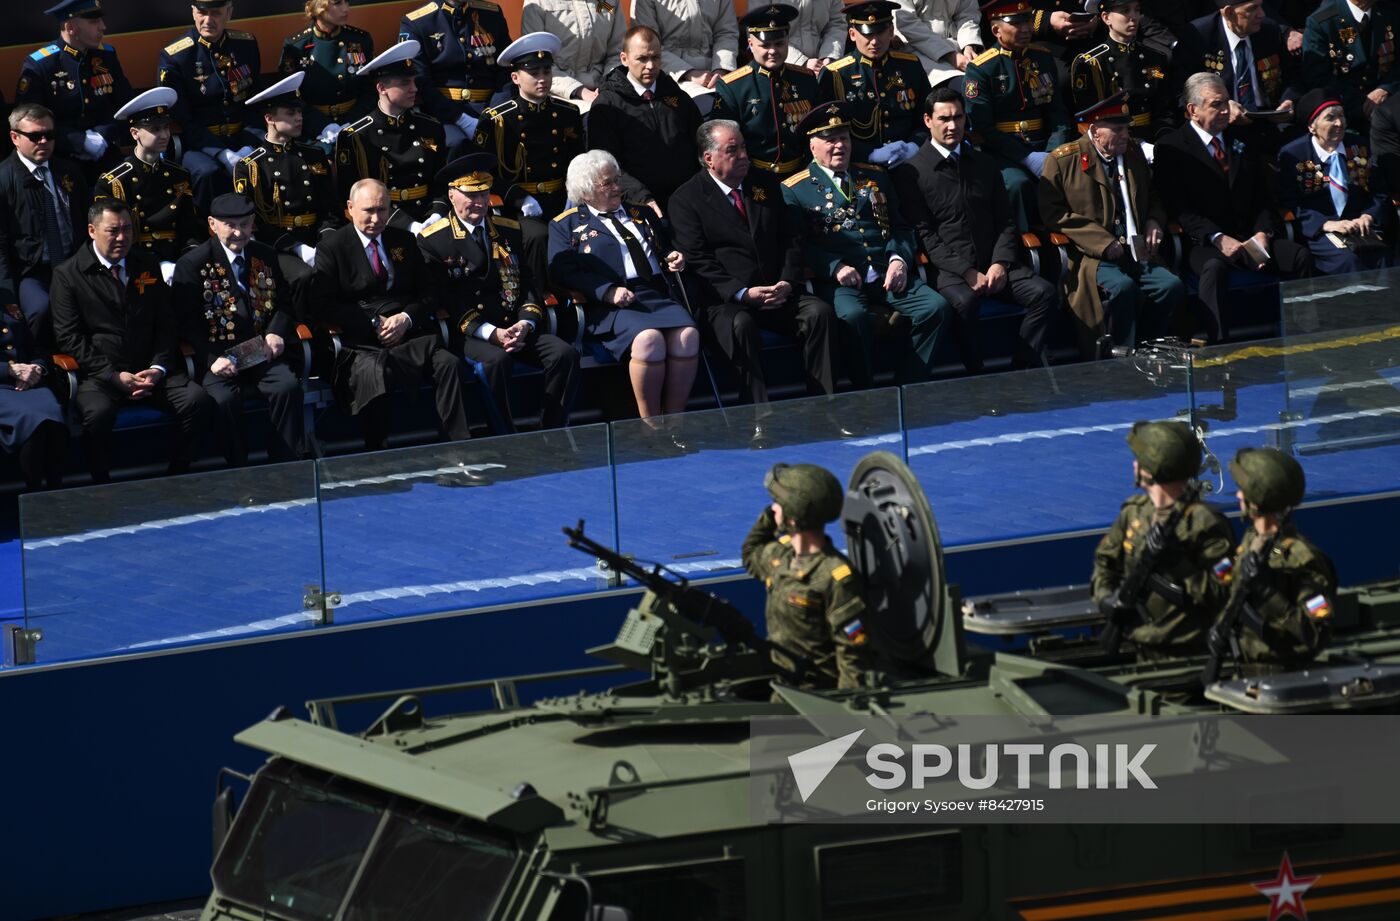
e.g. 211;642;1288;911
0;102;90;343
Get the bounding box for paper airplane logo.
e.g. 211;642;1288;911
787;729;865;802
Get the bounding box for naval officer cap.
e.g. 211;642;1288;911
980;0;1033;22
1075;90;1132;125
498;32;561;70
360;40;421;79
191;0;232;9
742;4;799;40
436;153;498;193
796;101;852;138
246;71;305;110
1084;0;1134;12
210;193;256;220
115;87;178;127
44;0;104;20
843;0;898;35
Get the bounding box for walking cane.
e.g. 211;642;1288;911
665;260;728;420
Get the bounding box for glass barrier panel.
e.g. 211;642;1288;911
316;425;615;625
1194;325;1400;503
1278;268;1400;338
901;357;1193;546
19;462;322;663
609;390;903;574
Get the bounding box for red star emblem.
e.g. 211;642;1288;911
1252;852;1320;921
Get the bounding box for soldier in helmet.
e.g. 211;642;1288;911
742;462;874;689
1092;420;1235;661
1220;447;1335;673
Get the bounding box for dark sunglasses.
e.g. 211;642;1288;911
12;129;55;142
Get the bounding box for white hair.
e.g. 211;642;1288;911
565;149;620;206
1184;71;1226;108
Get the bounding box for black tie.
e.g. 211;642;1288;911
837;174;852;200
35;166;71;263
474;225;489;262
232;254;248;290
604;210;654;280
1360;14;1373;47
1234;42;1254;108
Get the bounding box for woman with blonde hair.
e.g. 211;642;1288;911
277;0;375;148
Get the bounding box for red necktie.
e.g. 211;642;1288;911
729;188;748;221
642;88;653;101
1211;137;1228;173
368;240;387;285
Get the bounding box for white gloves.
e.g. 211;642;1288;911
317;122;343;145
83;130;108;160
295;243;317;267
217;148;242;172
519;194;543;218
1139;141;1155;165
454;112;479;140
159;261;176;285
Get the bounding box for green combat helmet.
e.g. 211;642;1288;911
1126;420;1201;483
765;463;844;532
1231;447;1306;515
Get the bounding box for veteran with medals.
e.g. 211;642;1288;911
420;155;578;431
711;4;817;180
172;194;305;466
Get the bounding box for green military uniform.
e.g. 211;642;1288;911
1092;493;1235;658
713;62;818;178
742;507;871;690
1302;0;1400;125
277;23;375;145
782;154;949;385
1070;40;1177;142
94;156;201;263
964;45;1072;231
817;50;930;160
1228;526;1336;670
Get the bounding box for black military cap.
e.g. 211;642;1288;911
210;194;256;219
246;72;305;110
1075;90;1132;125
844;0;898;35
498;32;561;70
115;88;177;127
191;0;232;10
44;0;104;19
1085;0;1135;12
796;101;852;137
436;153;498;193
980;0;1033;22
742;4;799;40
1297;87;1344;126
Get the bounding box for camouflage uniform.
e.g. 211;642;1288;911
1092;493;1235;659
742;507;872;689
1228;525;1336;670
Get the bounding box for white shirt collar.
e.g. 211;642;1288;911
626;74;656;97
1222;15;1250;51
353;226;382;252
811;161;846;186
220;242;246;270
587;203;627;220
92;244;123;273
708;172;739;198
1312;136;1342;162
1347;0;1369;24
1189;121;1223;150
16;152;46;177
929;138;965;159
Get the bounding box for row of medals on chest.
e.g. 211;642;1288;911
202;262;274;341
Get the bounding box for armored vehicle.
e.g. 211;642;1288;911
202;454;1400;921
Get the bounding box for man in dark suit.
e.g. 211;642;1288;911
1155;72;1312;342
669;120;838;444
173;194;305;466
50;199;213;482
892;87;1057;372
313;178;474;454
0;102;90;342
419;155;579;432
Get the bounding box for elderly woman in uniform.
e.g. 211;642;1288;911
548;150;700;444
631;0;739;98
277;0;375;147
521;0;625;107
1;306;66;490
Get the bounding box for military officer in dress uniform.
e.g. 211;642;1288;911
1092;420;1235;662
782;102;949;387
172;193;306;466
742;462;875;690
1188;0;1300;154
399;0;512;158
336;41;448;233
278;0;375;150
1071;0;1180;145
17;0;131;172
711;4;817;180
1215;447;1335;675
94;88;201;281
818;0;930;163
472;32;584;285
419;154;579;431
965;0;1073;232
1303;0;1400;126
235;73;340;262
156;0;262;213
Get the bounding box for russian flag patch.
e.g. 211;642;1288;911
1213;557;1233;582
842;619;867;645
1305;595;1331;619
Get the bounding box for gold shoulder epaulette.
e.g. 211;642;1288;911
783;169;811;187
721;64;753;84
972;47;1004;67
828;55;855;70
1052;141;1079;158
493;216;520;229
163;36;194;55
889;49;919;62
552;207;579;222
226;30;255;40
421;217;451;236
406;2;439;20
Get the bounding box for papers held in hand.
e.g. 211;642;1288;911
226;336;270;370
1246;107;1295;125
1240;236;1271;265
